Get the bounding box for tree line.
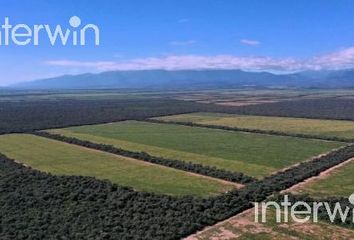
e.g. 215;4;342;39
0;153;250;240
146;119;353;143
1;142;353;239
2;95;354;239
33;131;257;184
0;98;210;134
2;97;353;136
216;98;354;121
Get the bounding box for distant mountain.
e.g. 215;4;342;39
10;69;354;90
293;69;354;88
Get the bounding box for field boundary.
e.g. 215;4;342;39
183;208;254;240
284;157;354;195
184;152;354;239
268;145;349;176
2;134;354;239
4;138;243;190
33;131;257;184
146;119;353;143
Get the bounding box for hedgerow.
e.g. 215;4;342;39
146;119;353;143
33;131;257;184
1;142;354;239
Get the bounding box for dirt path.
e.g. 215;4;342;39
184;208;261;240
185;155;354;240
184;171;244;189
186;206;354;240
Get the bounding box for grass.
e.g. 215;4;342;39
155;112;354;140
0;134;237;197
293;159;354;198
47;121;344;178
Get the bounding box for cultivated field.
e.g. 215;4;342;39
1;89;354;239
47;121;344;178
0;134;237;196
155;112;354;140
289;158;354;198
173;89;354;106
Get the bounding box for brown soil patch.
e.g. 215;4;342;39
186;207;354;240
184;208;277;240
184;171;244;189
185;154;354;240
279;220;354;240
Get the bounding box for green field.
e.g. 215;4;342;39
155;112;354;140
0;134;236;196
47;121;344;178
293;160;354;198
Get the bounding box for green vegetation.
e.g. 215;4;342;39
0;134;236;196
48;121;344;178
294;160;354;198
156;112;354;139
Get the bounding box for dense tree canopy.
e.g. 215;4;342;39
224;98;354;121
1;140;353;239
1;95;354;239
0;98;209;134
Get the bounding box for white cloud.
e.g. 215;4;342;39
44;56;301;72
310;47;354;70
240;39;260;46
44;46;354;73
169;40;196;46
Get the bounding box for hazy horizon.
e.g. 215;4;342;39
1;0;354;86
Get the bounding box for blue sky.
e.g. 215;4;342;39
0;0;354;85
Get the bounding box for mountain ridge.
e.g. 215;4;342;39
10;69;354;90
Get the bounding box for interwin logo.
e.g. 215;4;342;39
0;16;99;46
255;194;354;224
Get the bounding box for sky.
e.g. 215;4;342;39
0;0;354;85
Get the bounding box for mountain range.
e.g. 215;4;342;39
10;69;354;90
